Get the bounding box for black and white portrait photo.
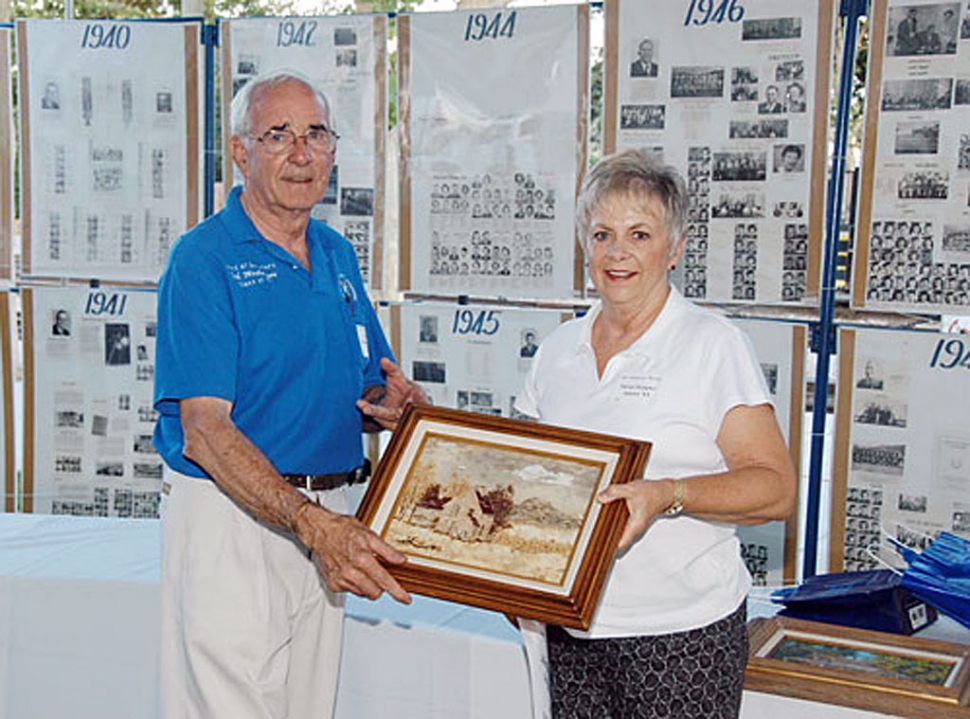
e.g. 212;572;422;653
519;329;539;358
758;84;785;114
105;323;132;366
52;308;71;336
630;37;659;77
855;359;884;390
773;144;805;173
419;315;439;343
41;80;61;110
156;91;174;114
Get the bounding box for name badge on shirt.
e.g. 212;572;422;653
611;374;661;402
357;324;369;359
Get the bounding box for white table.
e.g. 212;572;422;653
1;513;966;719
0;514;532;719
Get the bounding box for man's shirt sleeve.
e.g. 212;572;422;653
154;240;239;417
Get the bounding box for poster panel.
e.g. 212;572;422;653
399;5;589;299
1;26;13;283
23;287;161;516
605;0;834;306
17;18;204;283
222;15;387;289
851;0;970;313
735;318;806;584
831;327;970;572
0;292;13;512
392;301;568;416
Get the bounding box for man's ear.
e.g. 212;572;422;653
230;135;249;178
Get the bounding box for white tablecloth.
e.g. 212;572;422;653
0;514;532;719
2;513;967;719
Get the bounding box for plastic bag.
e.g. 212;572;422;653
771;568;937;635
891;532;970;630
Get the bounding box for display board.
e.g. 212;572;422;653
604;0;834;305
392;301;568;415
398;5;589;299
16;18;204;283
23;287;161;516
222;15;388;289
851;0;970;312
1;26;13;283
735;319;806;585
395;302;803;584
832;327;970;572
0;292;13;512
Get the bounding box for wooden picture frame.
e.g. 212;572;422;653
746;616;970;718
357;404;651;629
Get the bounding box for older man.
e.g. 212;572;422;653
154;70;423;719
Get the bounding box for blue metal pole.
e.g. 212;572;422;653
204;22;218;219
803;0;867;579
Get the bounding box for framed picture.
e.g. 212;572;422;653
357;404;652;629
746;616;970;718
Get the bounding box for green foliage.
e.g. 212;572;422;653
205;0;303;20
13;0;173;19
363;0;424;12
588;46;603;167
8;0;426;20
849;17;869;160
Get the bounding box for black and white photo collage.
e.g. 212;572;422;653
52;486;161;519
865;219;970;306
686;64;811;302
842;484;885;572
864;1;970;310
36;288;163;517
740;541;771;586
399;304;562;418
782;222;809;301
617;3;821;305
845;440;904;571
682;146;711;299
426;172;559;286
343;219;371;285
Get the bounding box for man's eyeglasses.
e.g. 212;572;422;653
252;125;340;155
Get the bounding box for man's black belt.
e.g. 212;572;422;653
281;459;371;492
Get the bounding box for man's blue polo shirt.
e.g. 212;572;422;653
152;186;392;478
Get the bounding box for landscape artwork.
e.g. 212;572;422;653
382;432;607;587
767;633;959;686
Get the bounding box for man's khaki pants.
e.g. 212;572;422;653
160;470;347;719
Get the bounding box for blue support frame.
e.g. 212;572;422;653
203;22;219;219
802;0;869;579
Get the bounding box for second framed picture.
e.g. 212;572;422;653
746;616;970;718
357;404;652;629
